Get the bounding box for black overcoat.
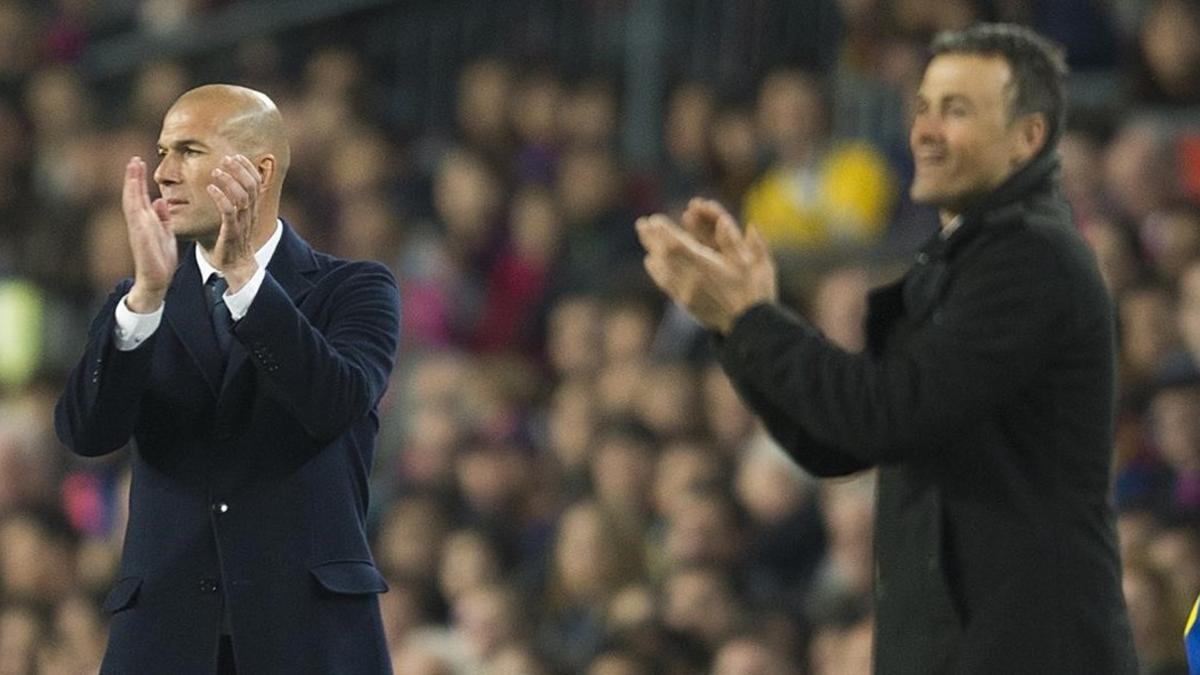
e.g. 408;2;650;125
717;153;1138;674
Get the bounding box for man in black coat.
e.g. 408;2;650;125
637;24;1137;674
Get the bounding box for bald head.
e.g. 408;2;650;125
170;84;291;187
153;83;292;245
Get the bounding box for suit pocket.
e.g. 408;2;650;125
102;577;143;613
309;560;388;595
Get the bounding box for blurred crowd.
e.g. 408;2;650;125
0;0;1199;673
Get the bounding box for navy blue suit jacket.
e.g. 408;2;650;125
56;222;400;674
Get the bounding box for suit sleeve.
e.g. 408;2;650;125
231;261;400;444
56;279;160;456
717;232;1073;465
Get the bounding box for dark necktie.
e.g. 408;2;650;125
205;275;234;357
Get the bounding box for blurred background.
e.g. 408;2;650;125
0;0;1198;673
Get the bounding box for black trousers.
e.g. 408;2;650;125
217;636;237;675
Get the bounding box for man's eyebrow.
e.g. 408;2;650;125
157;139;211;150
939;94;974;107
914;91;974;105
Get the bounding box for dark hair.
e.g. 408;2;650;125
930;23;1069;152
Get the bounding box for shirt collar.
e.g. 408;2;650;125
940;215;963;239
196;219;284;282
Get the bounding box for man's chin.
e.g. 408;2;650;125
909;182;941;206
170;221;218;242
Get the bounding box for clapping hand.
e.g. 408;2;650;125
206;154;262;292
636;198;777;334
122;157;177;313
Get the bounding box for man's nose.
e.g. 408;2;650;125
910;112;941;143
153;155;179;185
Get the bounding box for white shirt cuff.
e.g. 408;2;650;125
113;294;164;351
223;266;266;321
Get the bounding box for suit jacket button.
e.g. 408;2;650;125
212;502;229;514
916;251;930;265
199;577;219;593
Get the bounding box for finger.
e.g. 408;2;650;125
747;223;770;262
640;213;723;271
642;253;678;297
680;198;713;242
211;167;251;211
636;215;678;256
636;217;657;253
152;197;170;227
123;158;150;216
689;201;741;253
135;158;154;210
224;155;261;196
646;214;697;247
713;211;746;258
642;253;662;285
212;165;251;206
207;182;237;223
689;198;738;227
653;219;729;271
122;159;138;215
232;154;262;188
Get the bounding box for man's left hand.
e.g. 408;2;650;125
206;154;261;291
636;203;777;334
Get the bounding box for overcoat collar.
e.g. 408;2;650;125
870;151;1064;336
919;150;1063;263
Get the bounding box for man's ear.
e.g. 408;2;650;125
1010;112;1048;167
256;155;277;193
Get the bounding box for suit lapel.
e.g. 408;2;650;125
218;221;318;396
265;220;319;305
164;248;225;396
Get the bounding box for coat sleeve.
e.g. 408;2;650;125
55;279;160;456
715;334;872;477
716;231;1075;466
231;261;401;444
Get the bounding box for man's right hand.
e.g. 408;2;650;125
122;157;176;313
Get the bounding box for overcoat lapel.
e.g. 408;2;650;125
865;279;906;355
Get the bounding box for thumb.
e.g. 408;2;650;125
713;212;742;254
152;198;169;225
747;223;770;261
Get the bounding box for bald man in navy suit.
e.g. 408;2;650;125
57;84;399;674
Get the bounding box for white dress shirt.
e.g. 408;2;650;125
113;220;284;351
940;215;963;239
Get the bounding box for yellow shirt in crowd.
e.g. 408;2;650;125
743;141;896;250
